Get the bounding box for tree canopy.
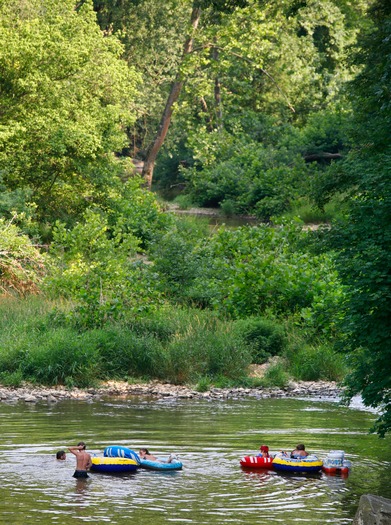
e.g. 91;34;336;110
0;0;140;224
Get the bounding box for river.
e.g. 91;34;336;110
0;395;390;524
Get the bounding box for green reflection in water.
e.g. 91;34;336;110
0;396;390;525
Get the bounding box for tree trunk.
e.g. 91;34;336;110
213;44;223;129
142;5;202;190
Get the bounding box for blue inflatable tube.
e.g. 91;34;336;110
140;458;183;471
104;446;140;464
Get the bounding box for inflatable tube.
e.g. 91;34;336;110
103;446;140;464
240;456;274;469
272;455;323;474
91;457;139;473
322;451;351;475
139;458;183;471
322;464;350;476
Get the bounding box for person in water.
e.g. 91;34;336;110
139;448;178;463
68;442;92;478
291;444;309;458
258;445;270;458
56;450;66;460
139;448;158;461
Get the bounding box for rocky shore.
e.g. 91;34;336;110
0;379;344;404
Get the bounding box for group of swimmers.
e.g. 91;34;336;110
258;443;309;459
56;443;177;479
57;441;310;478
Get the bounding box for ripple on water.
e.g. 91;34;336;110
0;396;389;525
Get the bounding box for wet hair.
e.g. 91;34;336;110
139;448;150;455
296;444;305;451
56;450;66;459
77;442;86;450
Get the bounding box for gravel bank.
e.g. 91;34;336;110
0;380;344;404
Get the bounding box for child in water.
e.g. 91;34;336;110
139;448;178;463
258;445;270;458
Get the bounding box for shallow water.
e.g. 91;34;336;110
0;396;390;524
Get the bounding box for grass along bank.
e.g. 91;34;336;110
0;297;347;391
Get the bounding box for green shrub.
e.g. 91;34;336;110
220;199;237;217
20;329;101;387
0;370;24;387
173;194;195;210
128;306;222;342
262;362;289;388
287;344;346;381
232;317;286;363
165;328;251;384
98;329;166;380
195;375;212;392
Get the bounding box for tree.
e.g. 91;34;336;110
0;0;140;224
142;3;202;189
322;0;391;436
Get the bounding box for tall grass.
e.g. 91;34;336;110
0;297;346;388
285;344;346;382
0;298;252;387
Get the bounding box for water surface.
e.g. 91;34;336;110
0;396;390;524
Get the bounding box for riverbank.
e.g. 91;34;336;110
0;379;344;403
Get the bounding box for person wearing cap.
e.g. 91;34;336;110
258;445;270;458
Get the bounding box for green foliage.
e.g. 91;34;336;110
106;177;173;247
173;194;196;210
232;317;286;364
0;297;251;387
183;129;309;219
316;0;391;436
0;0;140;224
150;216;211;300
279;198;345;225
286;344;346;382
20;329;101;388
195;375;212;392
164;326;251;384
97;329;166;380
46;207;162;326
188;223;344;326
0;217;46;296
262;362;289;388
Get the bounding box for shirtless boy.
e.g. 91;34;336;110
68;442;92;478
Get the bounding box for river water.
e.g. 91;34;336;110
0;395;390;524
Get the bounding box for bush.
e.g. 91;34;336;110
98;328;166;380
286;344;346;381
0;218;46;296
232;317;286;363
165;327;251;384
262;362;290;388
19;329;101;387
173;194;195;210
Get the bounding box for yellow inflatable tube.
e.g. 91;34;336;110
272;455;323;473
91;457;139;473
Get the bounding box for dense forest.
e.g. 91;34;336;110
0;0;389;436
